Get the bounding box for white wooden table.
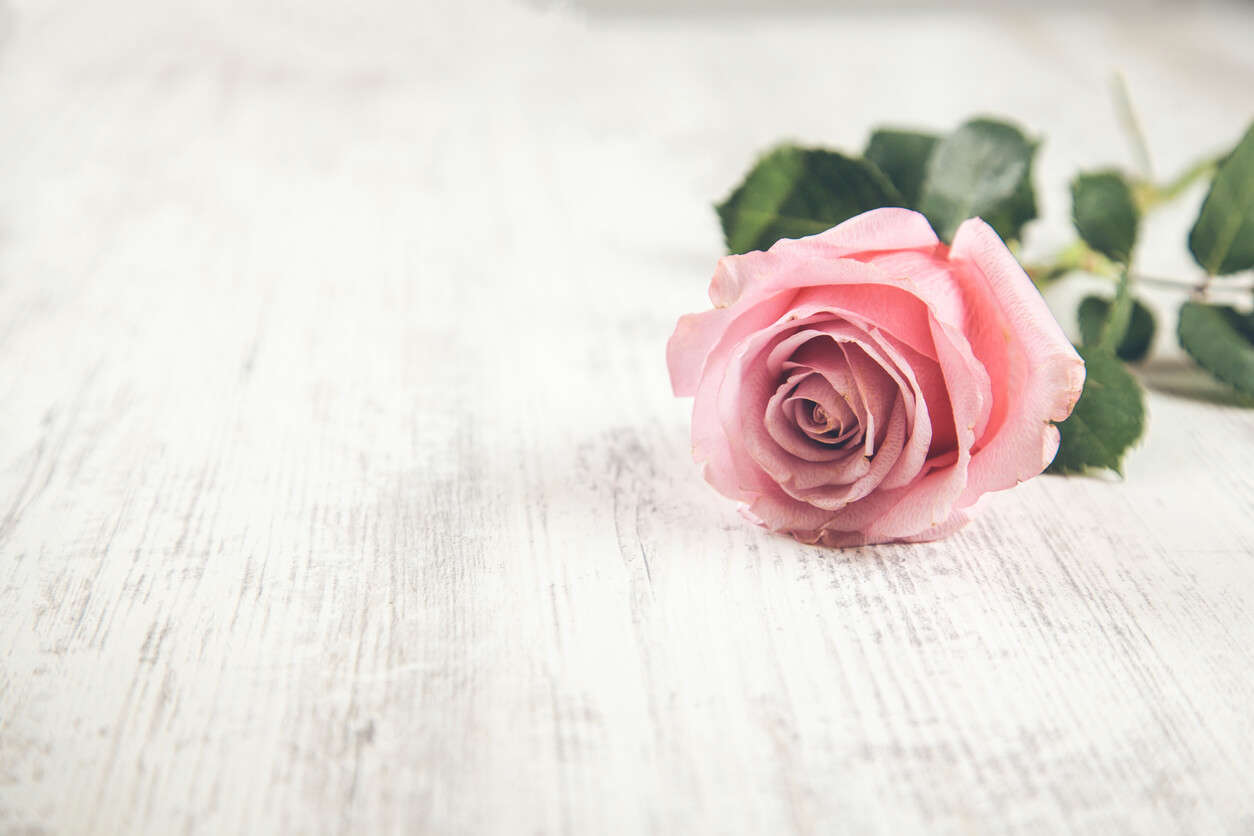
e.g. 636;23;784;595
3;1;1254;833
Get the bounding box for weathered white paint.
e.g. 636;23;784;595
2;1;1253;833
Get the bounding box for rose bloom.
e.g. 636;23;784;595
667;208;1085;547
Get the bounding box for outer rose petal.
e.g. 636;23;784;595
670;252;937;397
810;507;971;548
709;208;940;308
667;309;732;396
779;208;941;265
948;219;1085;502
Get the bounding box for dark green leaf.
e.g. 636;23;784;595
1177;301;1254;397
917;118;1036;243
864;129;938;207
1071;170;1140;263
980;140;1039;244
1048;346;1145;475
1078;295;1156;363
716;145;903;255
1188;121;1254;275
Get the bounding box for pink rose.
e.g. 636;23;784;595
667;208;1085;547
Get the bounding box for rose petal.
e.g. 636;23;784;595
667;309;733;397
820;507;972;547
708;208;941;309
794;398;909;510
743;318;936;513
721;322;872;493
764;371;850;461
787;373;858;442
783;207;941;261
861;331;935;490
857;316;989;540
948;219;1085;501
742;483;842;534
688;294;800;495
861;248;967;331
791;283;939;359
836;340;897;454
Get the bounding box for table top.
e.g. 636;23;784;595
3;1;1253;833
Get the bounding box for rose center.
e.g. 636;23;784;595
793;394;859;447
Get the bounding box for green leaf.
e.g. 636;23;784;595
716;145;903;255
1188;121;1254;275
1078;295;1156;363
864;129;938;207
1177;301;1254;397
1071;170;1140;263
1048;346;1145;475
917;118;1036;243
980;140;1039;244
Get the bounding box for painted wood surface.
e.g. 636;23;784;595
2;1;1253;833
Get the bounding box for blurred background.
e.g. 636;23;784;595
2;0;1251;348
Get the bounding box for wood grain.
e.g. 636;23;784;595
2;1;1254;833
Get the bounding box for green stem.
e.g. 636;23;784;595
1139;154;1223;209
1030;148;1225;288
1024;240;1120;287
1098;269;1134;351
1026;254;1251;298
1112;73;1152;179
